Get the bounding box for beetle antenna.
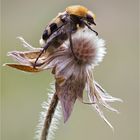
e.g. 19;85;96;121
83;21;98;36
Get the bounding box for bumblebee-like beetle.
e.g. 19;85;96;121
34;5;98;67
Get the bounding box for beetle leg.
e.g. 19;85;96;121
33;24;66;68
33;43;50;68
67;29;78;61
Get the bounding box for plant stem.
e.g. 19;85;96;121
40;92;59;140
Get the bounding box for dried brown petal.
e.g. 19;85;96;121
5;64;42;72
7;50;50;66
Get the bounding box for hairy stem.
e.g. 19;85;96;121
40;92;59;140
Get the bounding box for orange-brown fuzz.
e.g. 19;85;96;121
66;5;88;17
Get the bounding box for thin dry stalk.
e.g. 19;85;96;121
40;92;59;140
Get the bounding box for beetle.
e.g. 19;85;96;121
34;5;98;67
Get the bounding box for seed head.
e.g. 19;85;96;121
65;28;106;65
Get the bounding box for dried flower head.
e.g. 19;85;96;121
6;27;122;130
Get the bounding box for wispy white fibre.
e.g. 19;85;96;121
35;84;62;140
17;37;43;51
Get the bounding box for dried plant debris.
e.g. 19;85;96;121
6;28;122;140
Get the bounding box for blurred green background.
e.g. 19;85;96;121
1;0;139;140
